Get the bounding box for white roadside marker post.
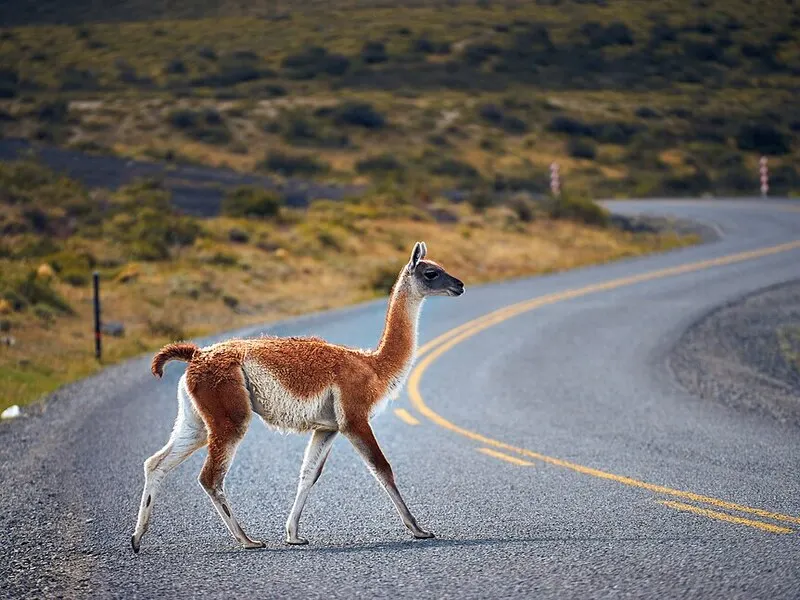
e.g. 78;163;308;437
760;156;768;198
550;162;561;197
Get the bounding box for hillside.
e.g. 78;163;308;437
0;0;798;199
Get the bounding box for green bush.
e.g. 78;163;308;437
35;99;69;123
167;108;231;145
548;191;609;227
429;157;479;180
283;115;349;148
222;186;283;219
508;194;536;223
47;250;95;287
193;51;275;86
735;123;791;155
259;151;329;177
355;154;405;175
332;102;386;129
1;272;73;314
361;41;388;64
567;138;597;160
107;183;202;260
478;104;527;134
281;47;350;79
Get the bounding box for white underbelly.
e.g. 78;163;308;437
242;361;340;432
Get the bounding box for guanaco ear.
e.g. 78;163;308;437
407;241;427;272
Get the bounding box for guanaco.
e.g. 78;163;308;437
131;242;464;552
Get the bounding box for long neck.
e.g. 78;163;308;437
373;277;423;380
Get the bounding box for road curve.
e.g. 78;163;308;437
2;199;799;599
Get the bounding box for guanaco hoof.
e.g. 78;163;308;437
131;535;140;553
286;536;309;546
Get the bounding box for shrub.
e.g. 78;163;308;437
228;228;250;243
478;104;528;134
463;42;502;66
333;102;386;129
682;40;723;62
581;21;633;47
412;37;450;54
735;123;791;155
0;68;19;98
283;116;349;148
35;99;69;123
429;158;479;180
60;67;98;91
635;106;660;119
198;46;217;61
356;154;405;175
591;121;640;144
164;59;187;75
47;250;95;287
567;138;597;160
508;194;536;222
107;183;202;260
1;272;73;314
260;151;329;177
467;189;494;212
222;294;239;309
361;41;388;64
222;186;283;218
167;108;231;144
549;191;609;226
548;115;593;136
282;47;350;79
193;51;273;86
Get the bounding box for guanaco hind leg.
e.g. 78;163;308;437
343;421;434;539
194;375;265;550
132;378;207;553
198;433;265;549
285;429;338;545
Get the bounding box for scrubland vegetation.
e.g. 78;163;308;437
0;0;798;198
0;160;696;410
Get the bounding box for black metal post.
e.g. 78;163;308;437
93;271;101;361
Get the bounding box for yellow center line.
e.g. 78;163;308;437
409;239;800;529
658;501;794;534
393;408;420;426
478;447;534;467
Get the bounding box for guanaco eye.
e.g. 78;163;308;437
423;270;439;280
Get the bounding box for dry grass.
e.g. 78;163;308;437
0;204;697;412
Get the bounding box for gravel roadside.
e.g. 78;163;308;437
669;280;800;427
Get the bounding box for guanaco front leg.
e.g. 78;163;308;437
285;429;338;545
343;421;434;539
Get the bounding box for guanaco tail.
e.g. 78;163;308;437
132;242;464;552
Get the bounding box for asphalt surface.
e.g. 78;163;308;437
2;199;799;599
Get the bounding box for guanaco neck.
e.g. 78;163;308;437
371;275;423;385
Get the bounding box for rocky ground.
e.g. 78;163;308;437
670;280;800;427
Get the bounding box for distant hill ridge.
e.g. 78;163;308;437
6;0;451;26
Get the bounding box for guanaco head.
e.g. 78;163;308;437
405;241;465;298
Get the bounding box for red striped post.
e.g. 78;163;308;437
760;156;768;198
550;162;561;197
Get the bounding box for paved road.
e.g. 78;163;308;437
2;199;799;599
